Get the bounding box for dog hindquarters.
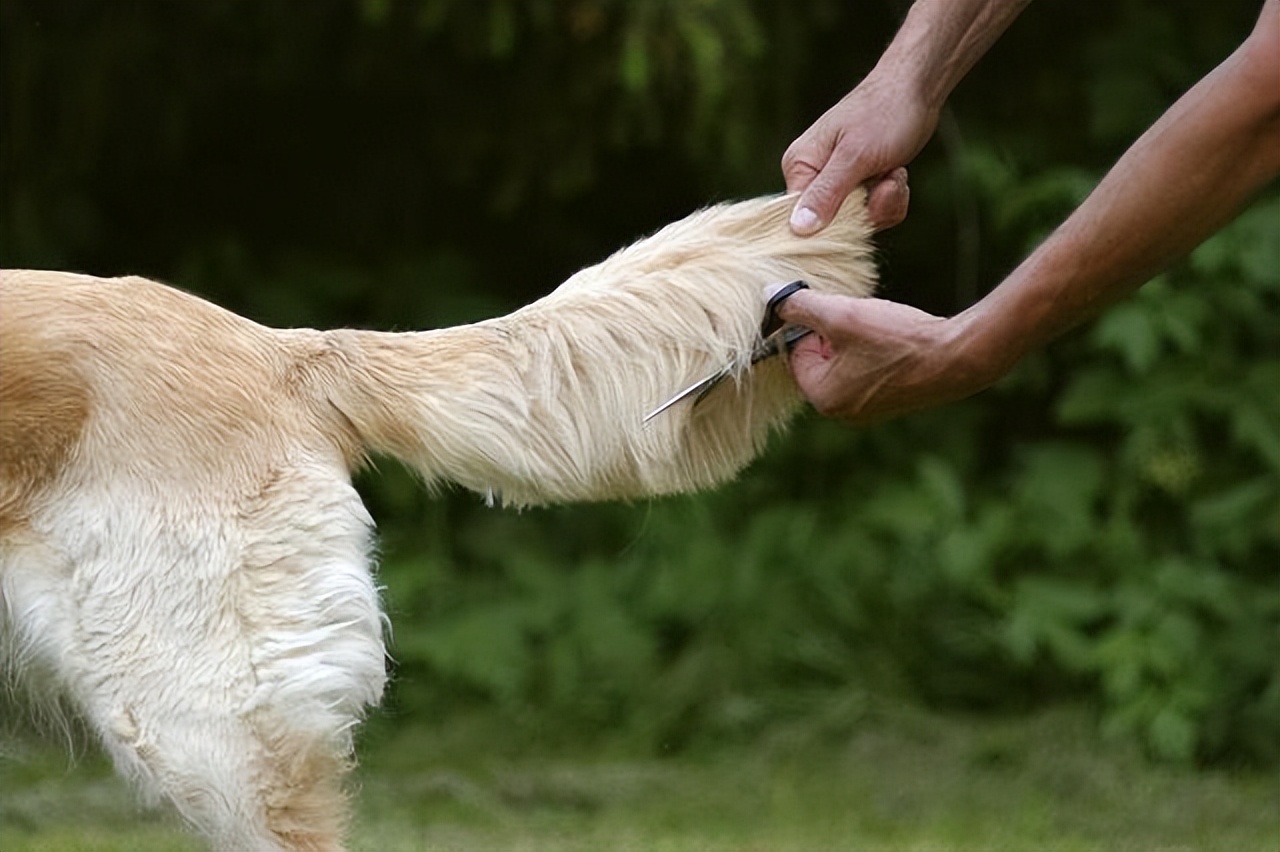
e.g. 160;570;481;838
234;460;386;851
6;465;382;852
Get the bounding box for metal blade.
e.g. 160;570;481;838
643;280;813;423
643;369;728;422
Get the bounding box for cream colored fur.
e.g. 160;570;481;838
0;191;875;851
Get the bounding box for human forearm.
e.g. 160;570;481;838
957;3;1280;379
777;1;1279;425
874;0;1032;113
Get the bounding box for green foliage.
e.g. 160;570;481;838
374;189;1279;764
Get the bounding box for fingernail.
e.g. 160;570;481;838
790;205;821;235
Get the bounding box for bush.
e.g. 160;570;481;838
372;190;1279;765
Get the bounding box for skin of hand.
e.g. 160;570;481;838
782;0;1030;236
774;293;975;424
781;75;936;234
779;0;1280;425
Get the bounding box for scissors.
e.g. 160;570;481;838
644;280;813;423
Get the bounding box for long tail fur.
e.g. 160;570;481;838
2;191;873;521
321;191;876;505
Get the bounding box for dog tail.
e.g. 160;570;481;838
320;193;876;507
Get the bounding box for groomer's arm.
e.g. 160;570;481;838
779;0;1280;423
782;0;1031;234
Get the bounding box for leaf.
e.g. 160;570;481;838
1187;478;1280;532
1056;368;1128;424
1091;295;1163;374
918;455;968;521
1011;444;1106;556
1190;478;1278;560
1190;196;1280;285
1148;704;1197;763
402;604;532;702
1003;577;1106;666
1229;399;1280;470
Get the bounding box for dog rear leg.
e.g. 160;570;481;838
57;480;381;850
1;536;283;848
63;572;347;851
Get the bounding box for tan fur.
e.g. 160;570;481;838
323;192;876;505
0;192;874;850
0;296;90;534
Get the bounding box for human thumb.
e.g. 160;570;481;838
770;287;847;336
789;171;855;236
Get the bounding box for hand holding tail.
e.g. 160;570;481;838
775;290;976;424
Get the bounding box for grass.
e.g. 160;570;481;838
2;704;1276;851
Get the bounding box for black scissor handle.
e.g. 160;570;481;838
761;280;809;338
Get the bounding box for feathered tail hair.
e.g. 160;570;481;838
323;191;876;506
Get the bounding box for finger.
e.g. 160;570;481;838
781;125;836;195
787;327;830;367
771;288;851;335
781;149;821;195
789;145;869;236
785;332;843;414
865;168;910;232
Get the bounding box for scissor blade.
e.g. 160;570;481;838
645;281;814;423
643;371;724;422
750;324;812;363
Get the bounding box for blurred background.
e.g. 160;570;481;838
2;0;1278;847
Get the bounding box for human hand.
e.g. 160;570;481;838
781;72;938;235
774;291;995;424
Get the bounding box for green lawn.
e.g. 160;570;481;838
3;705;1275;851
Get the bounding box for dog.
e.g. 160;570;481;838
0;191;875;851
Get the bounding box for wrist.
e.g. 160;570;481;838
942;302;1029;393
870;28;950;116
874;0;1032;114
